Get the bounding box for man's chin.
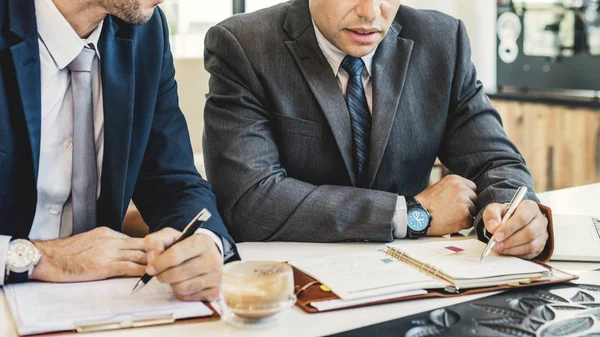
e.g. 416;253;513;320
115;9;154;25
341;44;379;58
133;9;155;25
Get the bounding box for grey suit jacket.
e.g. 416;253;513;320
203;0;539;243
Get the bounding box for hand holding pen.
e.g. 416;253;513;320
133;209;224;302
480;186;549;261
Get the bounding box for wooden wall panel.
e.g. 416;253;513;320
491;99;600;192
584;112;600;185
551;108;569;190
525;103;550;191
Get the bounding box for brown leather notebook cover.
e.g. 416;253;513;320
293;205;576;314
293;265;578;313
535;204;554;263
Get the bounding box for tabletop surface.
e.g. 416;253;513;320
1;183;598;337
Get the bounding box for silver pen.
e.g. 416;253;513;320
480;186;528;262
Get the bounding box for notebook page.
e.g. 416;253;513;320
4;278;213;336
310;289;428;312
388;239;549;281
289;250;446;301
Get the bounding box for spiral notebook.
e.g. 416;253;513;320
289;239;577;313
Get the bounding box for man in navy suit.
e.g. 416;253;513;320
0;0;238;302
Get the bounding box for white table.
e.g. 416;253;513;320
1;183;599;337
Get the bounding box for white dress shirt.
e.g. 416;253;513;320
1;0;222;285
313;23;408;239
32;0;105;241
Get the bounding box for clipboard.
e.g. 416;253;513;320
22;303;221;336
4;278;222;336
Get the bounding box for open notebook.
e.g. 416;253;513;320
4;278;217;336
289;239;577;313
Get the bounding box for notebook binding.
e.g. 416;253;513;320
384;246;441;278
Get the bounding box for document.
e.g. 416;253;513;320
289;250;446;300
290;239;552;302
4;278;213;336
310;289;428;311
390;239;550;281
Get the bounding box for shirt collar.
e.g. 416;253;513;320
312;21;376;78
35;0;103;70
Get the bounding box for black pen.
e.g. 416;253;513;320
131;208;212;294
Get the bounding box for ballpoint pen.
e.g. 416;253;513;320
480;186;528;262
131;208;212;294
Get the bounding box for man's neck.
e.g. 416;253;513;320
52;0;106;38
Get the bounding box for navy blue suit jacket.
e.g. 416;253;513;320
0;0;238;260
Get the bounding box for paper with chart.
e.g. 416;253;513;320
4;278;213;336
388;239;550;286
288;250;446;301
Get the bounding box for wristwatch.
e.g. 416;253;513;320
406;197;431;239
5;239;42;283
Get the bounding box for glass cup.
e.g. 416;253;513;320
221;261;296;328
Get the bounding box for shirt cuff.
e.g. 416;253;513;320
195;228;224;260
0;235;12;286
392;196;408;239
474;205;490;242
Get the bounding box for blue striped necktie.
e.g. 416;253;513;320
340;55;371;187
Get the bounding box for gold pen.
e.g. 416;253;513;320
480;186;528;262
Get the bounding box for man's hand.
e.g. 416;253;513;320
31;227;147;282
144;228;223;302
483;200;548;260
415;175;478;237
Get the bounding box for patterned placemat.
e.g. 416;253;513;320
328;272;600;337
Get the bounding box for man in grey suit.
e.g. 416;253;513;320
204;0;552;260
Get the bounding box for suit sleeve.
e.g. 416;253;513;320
203;25;398;243
437;21;546;246
0;235;10;286
132;10;239;261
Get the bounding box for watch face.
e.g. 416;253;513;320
407;208;429;232
7;240;37;271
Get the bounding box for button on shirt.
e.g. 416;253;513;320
0;0;224;285
33;0;105;241
312;23;408;238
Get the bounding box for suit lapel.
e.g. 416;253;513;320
367;23;414;187
284;0;357;185
8;0;42;181
97;17;135;226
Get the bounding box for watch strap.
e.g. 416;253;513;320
405;196;420;208
7;270;28;283
406;227;420;239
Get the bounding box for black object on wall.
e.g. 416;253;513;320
496;0;600;92
233;0;245;14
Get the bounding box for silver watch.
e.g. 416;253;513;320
6;239;42;281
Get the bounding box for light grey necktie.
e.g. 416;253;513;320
68;46;97;235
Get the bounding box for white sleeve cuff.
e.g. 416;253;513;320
392;196;408;239
0;235;12;286
195;228;224;260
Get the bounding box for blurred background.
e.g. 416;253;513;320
161;0;600;193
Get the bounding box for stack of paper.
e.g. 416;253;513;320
390;240;551;288
289;250;446;300
289;239;551;303
4;278;213;336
